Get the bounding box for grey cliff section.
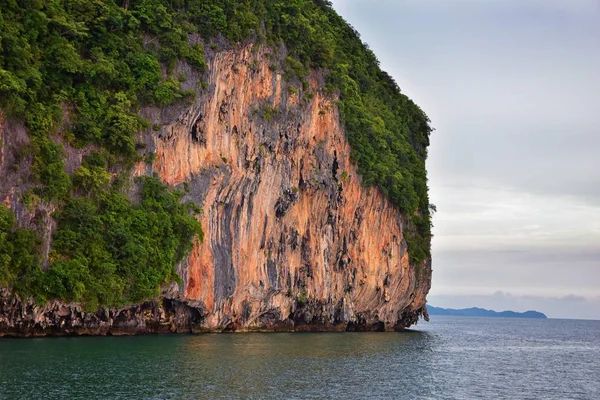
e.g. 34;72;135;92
0;286;207;338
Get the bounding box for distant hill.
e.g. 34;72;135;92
427;306;547;319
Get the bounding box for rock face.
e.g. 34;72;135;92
0;44;431;336
0;287;206;337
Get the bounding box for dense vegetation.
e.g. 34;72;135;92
0;0;432;307
1;174;202;309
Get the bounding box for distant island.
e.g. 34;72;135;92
427;306;547;319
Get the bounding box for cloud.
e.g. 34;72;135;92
431;185;600;253
561;295;587;302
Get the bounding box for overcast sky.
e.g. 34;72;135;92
330;0;600;319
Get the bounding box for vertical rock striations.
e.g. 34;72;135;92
143;44;431;332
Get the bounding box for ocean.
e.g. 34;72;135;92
1;316;598;399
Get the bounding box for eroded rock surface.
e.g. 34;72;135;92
0;287;206;337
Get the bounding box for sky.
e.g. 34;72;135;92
330;0;600;319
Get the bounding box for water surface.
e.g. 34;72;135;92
1;317;598;399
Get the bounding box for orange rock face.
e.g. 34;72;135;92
146;45;431;331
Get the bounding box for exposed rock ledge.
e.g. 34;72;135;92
0;287;427;337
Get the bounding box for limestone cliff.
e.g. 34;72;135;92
144;44;430;331
0;44;431;336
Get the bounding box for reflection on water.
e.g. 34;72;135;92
0;318;598;399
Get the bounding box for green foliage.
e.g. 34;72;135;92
73;151;111;194
31;136;72;201
284;56;309;87
262;106;277;122
0;0;206;168
144;152;157;165
185;43;207;71
49;176;203;307
0;205;42;292
1;177;203;308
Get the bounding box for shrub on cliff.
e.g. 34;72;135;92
0;177;202;309
0;206;41;289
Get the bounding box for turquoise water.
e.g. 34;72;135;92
1;317;599;399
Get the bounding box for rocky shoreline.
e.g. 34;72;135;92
0;287;206;338
0;287;427;338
